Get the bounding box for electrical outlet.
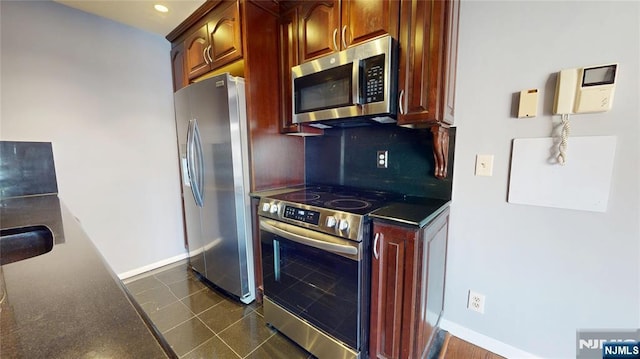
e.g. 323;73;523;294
467;290;485;314
475;154;494;176
377;150;388;168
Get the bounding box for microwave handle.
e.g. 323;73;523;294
354;60;362;105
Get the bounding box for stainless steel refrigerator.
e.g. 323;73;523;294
174;73;255;304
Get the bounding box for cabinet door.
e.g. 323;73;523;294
299;1;340;62
370;222;417;359
185;23;211;80
341;0;399;48
208;1;243;70
170;42;187;92
279;7;299;133
414;209;449;357
442;0;459;125
397;0;450;125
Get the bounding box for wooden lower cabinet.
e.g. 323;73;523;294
370;207;449;359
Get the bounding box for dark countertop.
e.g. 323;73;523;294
370;197;451;227
249;185;305;199
0;195;173;358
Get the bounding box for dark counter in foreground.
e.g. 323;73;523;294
370;197;451;227
0;195;172;358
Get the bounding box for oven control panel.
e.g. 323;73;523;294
283;206;320;225
257;198;363;241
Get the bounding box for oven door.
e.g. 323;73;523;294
260;218;364;350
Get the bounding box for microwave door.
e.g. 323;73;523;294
292;62;361;123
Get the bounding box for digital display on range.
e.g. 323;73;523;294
283;206;320;225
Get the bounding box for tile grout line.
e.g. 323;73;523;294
196;306;271;358
209;306;259;336
155;303;196;335
192;317;244;359
238;331;278;359
151;274;224;334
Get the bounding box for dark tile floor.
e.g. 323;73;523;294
123;260;314;359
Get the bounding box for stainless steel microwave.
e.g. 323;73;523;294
292;35;397;125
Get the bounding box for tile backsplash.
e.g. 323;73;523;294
0;141;58;199
305;124;455;200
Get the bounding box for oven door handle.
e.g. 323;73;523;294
260;219;360;260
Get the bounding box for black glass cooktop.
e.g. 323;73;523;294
268;185;401;215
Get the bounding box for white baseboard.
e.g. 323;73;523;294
117;252;189;280
439;319;540;359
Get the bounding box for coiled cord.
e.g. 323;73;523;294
558;114;570;165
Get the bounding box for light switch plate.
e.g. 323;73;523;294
475;154;494;176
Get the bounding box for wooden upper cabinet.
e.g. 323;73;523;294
185;23;211;80
342;0;399;48
299;1;340;62
397;0;459;126
170;42;187;92
442;0;459;124
278;6;326;135
298;0;399;63
279;7;300;133
207;1;243;69
182;1;243;82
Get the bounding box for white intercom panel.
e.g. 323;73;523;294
553;63;618;115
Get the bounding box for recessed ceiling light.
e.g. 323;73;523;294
154;4;169;13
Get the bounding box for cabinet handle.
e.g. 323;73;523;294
399;90;405;115
332;28;338;51
373;233;380;259
341;25;348;49
203;46;210;64
206;45;213;64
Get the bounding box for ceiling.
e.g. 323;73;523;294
54;0;206;37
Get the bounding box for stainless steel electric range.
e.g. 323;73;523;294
258;185;398;359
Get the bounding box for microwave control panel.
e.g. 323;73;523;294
362;54;385;104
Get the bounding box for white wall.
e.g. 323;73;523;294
445;1;639;357
0;0;186;276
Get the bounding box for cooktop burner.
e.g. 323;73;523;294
284;192;321;202
269;185;398;216
325;199;371;210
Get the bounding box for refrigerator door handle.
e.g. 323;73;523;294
192;118;205;206
187;119;204;207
